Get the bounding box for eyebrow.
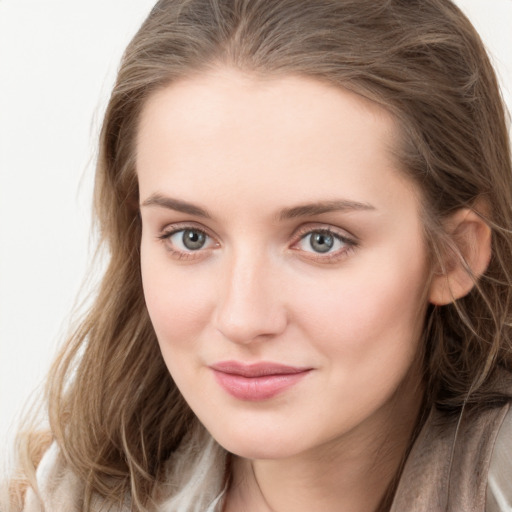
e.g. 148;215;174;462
141;194;375;220
141;194;211;218
278;200;376;220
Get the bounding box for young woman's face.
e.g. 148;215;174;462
138;69;430;460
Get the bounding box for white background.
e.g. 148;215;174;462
1;1;511;462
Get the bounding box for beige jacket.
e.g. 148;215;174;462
24;403;512;512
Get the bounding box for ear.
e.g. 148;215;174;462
429;208;491;305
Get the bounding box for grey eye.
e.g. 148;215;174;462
166;229;210;251
296;230;349;255
181;229;207;250
309;232;335;253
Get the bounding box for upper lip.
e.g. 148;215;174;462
210;361;311;377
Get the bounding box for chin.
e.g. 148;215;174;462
219;438;300;460
204;421;312;460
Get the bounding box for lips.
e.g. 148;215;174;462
210;361;312;401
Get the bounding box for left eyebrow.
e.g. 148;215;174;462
278;200;376;220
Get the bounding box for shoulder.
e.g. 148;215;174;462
23;443;84;512
487;403;512;512
391;399;511;512
23;429;228;512
23;443;122;512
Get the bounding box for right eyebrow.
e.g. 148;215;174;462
140;193;211;218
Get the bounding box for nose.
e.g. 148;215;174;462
214;249;288;344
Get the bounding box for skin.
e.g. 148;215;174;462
137;68;431;512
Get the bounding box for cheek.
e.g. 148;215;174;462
140;247;214;352
291;249;429;361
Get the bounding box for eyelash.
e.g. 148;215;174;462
157;223;358;263
290;226;357;263
157;224;216;261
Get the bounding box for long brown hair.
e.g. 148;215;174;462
10;0;512;510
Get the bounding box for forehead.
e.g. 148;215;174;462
136;68;418;217
137;68;397;153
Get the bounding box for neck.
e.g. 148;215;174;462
225;374;424;512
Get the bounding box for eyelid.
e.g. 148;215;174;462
292;223;358;243
159;221;213;236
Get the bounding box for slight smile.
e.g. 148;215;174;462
210;361;313;401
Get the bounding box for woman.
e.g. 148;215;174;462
5;0;512;510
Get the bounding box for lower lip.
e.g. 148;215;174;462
212;370;310;401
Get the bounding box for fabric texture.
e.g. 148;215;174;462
487;406;512;512
390;402;511;512
24;401;512;512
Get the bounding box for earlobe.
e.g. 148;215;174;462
429;208;491;306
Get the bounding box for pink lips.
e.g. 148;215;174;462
210;361;311;401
